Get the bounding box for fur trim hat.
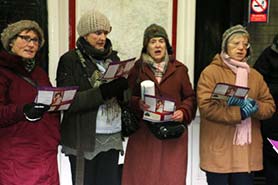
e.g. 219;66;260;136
271;34;278;53
77;9;111;36
1;20;45;51
142;24;173;54
221;25;250;55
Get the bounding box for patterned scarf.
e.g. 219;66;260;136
77;37;120;122
142;53;169;84
221;52;251;146
23;59;36;72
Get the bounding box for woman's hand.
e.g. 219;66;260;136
139;99;150;111
171;110;184;122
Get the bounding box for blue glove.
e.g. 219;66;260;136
227;96;246;106
240;98;258;120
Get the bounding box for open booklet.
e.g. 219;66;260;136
35;86;79;111
211;82;249;100
142;94;176;122
102;57;136;80
267;138;278;154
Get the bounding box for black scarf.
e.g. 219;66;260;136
76;37;113;61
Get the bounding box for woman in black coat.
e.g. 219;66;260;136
253;34;278;185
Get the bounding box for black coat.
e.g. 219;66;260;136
56;48;120;152
254;46;278;156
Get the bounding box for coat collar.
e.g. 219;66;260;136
0;50;32;76
139;54;180;85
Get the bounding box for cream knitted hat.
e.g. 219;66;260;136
77;9;111;36
1;20;45;51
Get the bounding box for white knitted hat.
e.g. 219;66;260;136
77;9;111;36
1;20;45;51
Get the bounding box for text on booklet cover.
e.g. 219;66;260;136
143;95;176;122
211;82;249;100
35;86;79;111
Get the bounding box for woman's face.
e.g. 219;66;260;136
10;30;40;59
84;30;108;50
147;37;167;63
227;34;249;61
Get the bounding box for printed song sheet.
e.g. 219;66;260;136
211;83;249;100
35;86;79;111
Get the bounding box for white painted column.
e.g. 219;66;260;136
176;0;207;184
47;1;72;185
47;0;69;85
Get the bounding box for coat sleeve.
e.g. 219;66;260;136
197;66;242;125
178;66;197;125
251;70;276;120
56;52;104;113
127;61;143;115
0;73;25;127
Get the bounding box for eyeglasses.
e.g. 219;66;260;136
17;35;40;45
228;41;250;49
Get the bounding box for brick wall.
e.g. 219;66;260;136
248;0;278;66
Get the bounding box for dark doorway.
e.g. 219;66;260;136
194;0;248;88
0;0;48;72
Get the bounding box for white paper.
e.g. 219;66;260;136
140;80;155;100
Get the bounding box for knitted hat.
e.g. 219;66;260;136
142;24;173;54
1;20;45;51
77;9;111;36
221;24;250;54
271;34;278;53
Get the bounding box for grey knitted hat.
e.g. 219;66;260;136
1;20;45;51
142;24;173;54
221;24;250;52
77;9;111;36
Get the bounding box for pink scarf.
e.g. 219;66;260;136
221;52;251;146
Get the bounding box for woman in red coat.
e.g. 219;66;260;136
122;24;196;185
0;20;60;185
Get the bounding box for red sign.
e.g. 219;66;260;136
249;0;270;23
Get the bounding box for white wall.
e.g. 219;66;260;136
48;0;69;85
76;0;173;60
47;0;207;184
47;1;72;185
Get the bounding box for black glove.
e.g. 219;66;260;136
23;103;50;122
99;77;129;100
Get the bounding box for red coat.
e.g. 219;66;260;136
0;51;60;185
122;56;196;185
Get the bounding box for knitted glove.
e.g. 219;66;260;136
240;98;258;120
99;77;129;100
23;103;50;122
227;96;245;106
